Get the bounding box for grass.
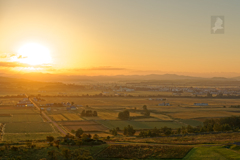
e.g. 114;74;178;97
0;115;43;122
4;122;54;133
183;146;240;160
3;133;61;142
97;120;184;130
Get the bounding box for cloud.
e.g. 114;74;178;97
0;61;52;68
0;61;30;68
0;53;16;59
0;55;7;58
17;55;27;59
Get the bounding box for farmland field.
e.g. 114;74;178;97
4;122;54;133
3;133;61;142
97;111;119;120
133;117;161;121
59;121;108;132
0;114;43;122
38;97;240;108
150;113;173;120
50;114;68;121
62;113;83;120
168;111;240;119
0;108;38;114
0;98;23;105
178;119;203;127
97;120;184;130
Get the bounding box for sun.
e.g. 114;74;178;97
17;43;52;65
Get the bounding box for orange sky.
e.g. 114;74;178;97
1;0;240;77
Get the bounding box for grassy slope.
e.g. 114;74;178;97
183;146;240;160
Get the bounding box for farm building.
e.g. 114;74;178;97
194;103;208;106
158;102;170;106
172;93;182;96
67;106;77;110
26;104;34;107
17;98;34;107
16;104;26;107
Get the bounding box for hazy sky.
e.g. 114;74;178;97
0;0;240;77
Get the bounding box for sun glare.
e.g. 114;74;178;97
17;43;52;65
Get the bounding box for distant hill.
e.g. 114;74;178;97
2;73;239;84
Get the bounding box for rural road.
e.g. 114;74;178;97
26;94;67;135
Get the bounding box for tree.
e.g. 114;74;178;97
93;134;99;140
93;111;98;116
110;128;118;136
86;110;93;116
76;128;84;138
71;130;76;134
71;148;94;160
47;150;58;160
187;125;194;133
144;110;150;116
118;110;130;120
82;133;89;140
164;129;172;136
213;123;222;131
177;128;181;134
46;136;54;143
81;110;86;116
123;125;135;136
222;124;231;131
62;148;71;160
207;92;212;97
143;105;147;110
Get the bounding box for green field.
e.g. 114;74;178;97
183;146;240;160
97;120;185;130
0;115;43;122
178;119;203;127
4;122;54;133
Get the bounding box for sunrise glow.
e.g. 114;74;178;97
17;43;52;65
